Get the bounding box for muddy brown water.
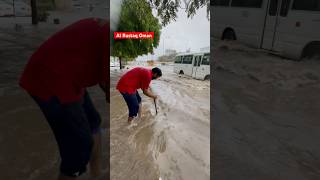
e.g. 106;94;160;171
0;24;209;179
110;65;210;180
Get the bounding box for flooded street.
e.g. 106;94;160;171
212;39;320;180
110;65;210;180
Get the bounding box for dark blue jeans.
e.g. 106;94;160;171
121;91;142;118
32;91;101;177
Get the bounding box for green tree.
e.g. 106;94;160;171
112;0;161;69
148;0;210;26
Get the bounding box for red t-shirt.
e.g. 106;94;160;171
19;18;109;104
116;67;152;94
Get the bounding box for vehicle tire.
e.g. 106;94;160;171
222;29;236;40
301;42;320;60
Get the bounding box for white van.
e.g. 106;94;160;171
173;52;210;80
212;0;320;60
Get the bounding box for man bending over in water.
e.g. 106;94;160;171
116;67;162;123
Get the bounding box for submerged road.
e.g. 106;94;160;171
110;65;210;180
212;39;320;180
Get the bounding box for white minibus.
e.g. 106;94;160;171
212;0;320;60
173;52;210;80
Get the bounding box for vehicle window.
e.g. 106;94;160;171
201;54;210;65
292;0;320;11
231;0;263;8
280;0;291;16
269;0;278;16
182;55;193;64
174;56;182;63
213;0;230;6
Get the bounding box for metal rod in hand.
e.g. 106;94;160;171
154;99;158;115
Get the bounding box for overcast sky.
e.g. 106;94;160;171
136;6;210;61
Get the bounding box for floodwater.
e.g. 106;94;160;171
110;65;210;180
212;39;320;180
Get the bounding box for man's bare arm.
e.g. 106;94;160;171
143;88;157;99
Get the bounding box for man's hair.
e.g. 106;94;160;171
152;67;162;77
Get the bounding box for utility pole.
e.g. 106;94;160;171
31;0;38;25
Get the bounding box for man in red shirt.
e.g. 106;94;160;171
19;18;109;180
117;67;162;123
